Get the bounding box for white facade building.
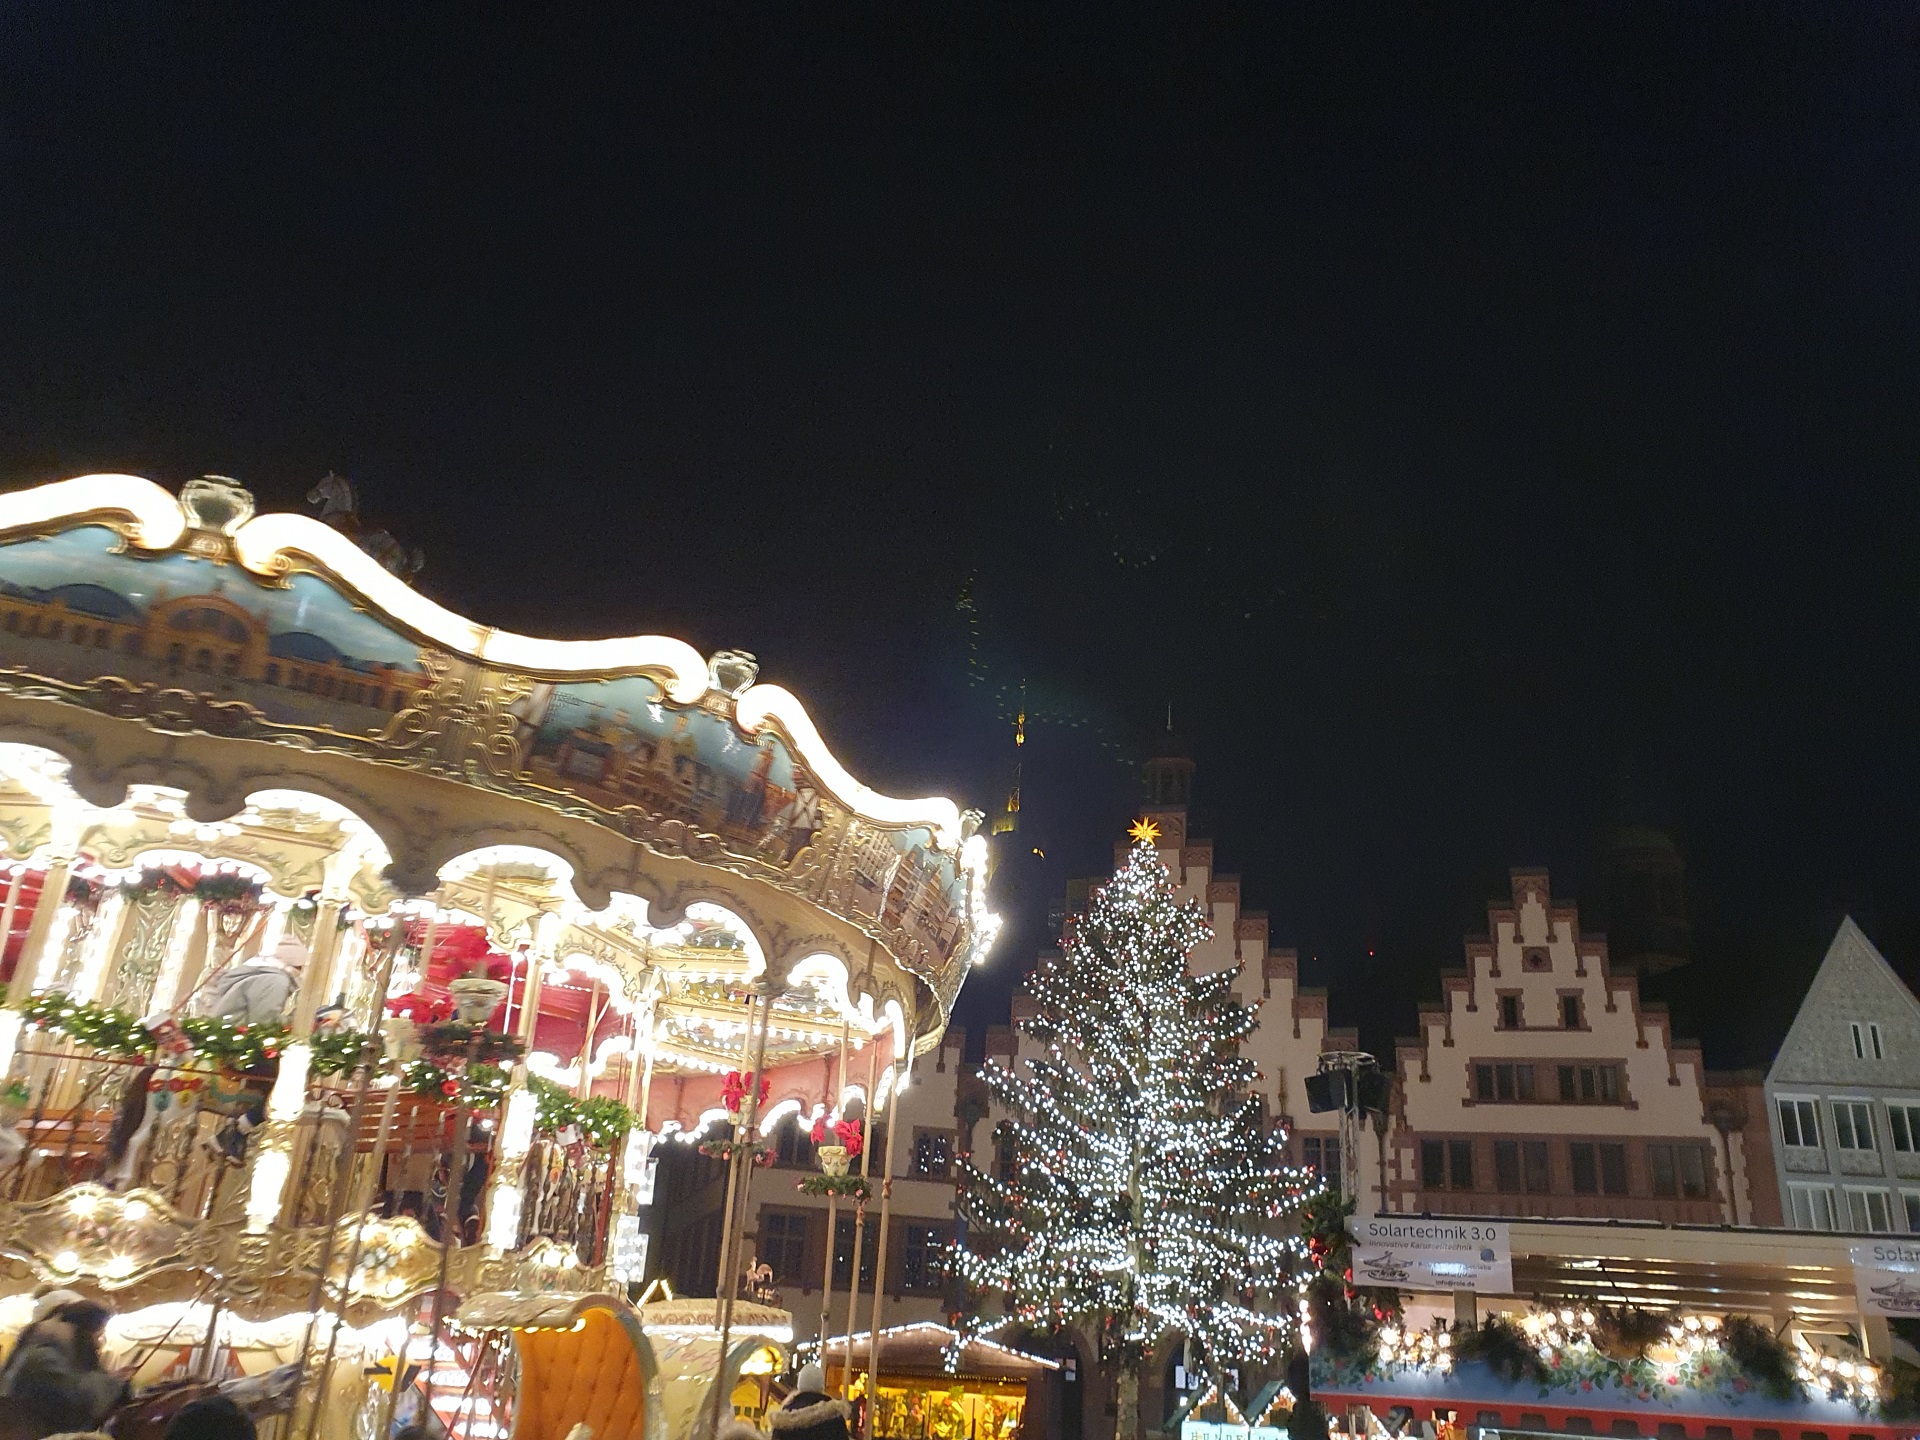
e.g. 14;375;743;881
1765;917;1920;1233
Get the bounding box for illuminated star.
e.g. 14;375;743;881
1127;817;1162;845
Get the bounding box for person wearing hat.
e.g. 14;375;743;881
0;1290;130;1440
198;936;306;1027
769;1363;850;1440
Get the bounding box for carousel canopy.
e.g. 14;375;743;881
0;473;998;1124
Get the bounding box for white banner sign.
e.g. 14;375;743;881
1349;1216;1512;1293
1851;1240;1920;1315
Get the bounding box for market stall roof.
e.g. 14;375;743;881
818;1323;1060;1380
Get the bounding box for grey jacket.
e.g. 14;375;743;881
199;961;296;1026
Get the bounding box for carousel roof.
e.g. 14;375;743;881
0;474;998;1101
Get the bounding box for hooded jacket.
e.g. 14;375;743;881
769;1392;851;1440
0;1308;129;1440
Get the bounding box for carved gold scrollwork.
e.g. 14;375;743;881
378;653;532;780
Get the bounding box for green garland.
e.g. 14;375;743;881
400;1058;511;1109
14;991;377;1077
529;1075;633;1149
9;990;636;1145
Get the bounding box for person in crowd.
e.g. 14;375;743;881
198;935;306;1025
162;1396;255;1440
0;1291;131;1440
769;1363;850;1440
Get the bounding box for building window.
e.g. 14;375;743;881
1302;1135;1342;1194
912;1129;954;1180
265;663;280;686
1523;1140;1549;1193
1852;1023;1885;1061
1648;1143;1709;1199
1778;1097;1821;1150
1476;1062;1536;1103
1904;1193;1920;1232
1893;1106;1920;1154
773;1116;816;1169
1499;994;1521;1030
1524;948;1550;972
759;1209;810;1283
1600;1142;1629;1195
1557;1064;1621;1104
1834;1100;1876;1152
832;1216;877;1287
993;1123;1019;1184
1847;1188;1895;1234
1493;1140;1550;1194
1565;1142;1629;1195
1423;1139;1475;1191
1787;1183;1837;1231
1570;1142;1598;1194
1450;1138;1475;1190
1561;994;1582;1029
2;612;14;632
900;1223;948;1292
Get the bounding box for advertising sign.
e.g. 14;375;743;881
1348;1216;1512;1293
1851;1240;1920;1316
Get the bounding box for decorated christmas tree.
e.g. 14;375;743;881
954;838;1317;1438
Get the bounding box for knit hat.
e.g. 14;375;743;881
795;1362;827;1395
31;1289;87;1322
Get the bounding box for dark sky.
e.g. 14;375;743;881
2;4;1917;1070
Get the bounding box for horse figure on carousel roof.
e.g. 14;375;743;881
307;471;426;585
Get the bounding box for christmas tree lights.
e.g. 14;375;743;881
954;841;1317;1432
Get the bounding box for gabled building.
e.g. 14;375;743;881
1386;868;1778;1226
1765;917;1920;1233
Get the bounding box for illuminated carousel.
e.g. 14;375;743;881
0;474;997;1440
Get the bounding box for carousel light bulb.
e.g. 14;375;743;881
123;1198;149;1222
104;1255;135;1280
68;1191;98;1218
52;1251;78;1274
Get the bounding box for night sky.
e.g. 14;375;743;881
3;4;1917;1070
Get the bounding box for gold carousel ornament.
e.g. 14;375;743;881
0;474;998;1440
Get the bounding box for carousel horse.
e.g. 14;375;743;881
306;473;425;584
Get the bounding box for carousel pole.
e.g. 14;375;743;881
246;853;351;1232
607;981;660;1289
816;1017;850;1364
577;976;603;1100
362;893;441;1214
861;1033;912;1440
483;909;552;1249
424;867;504;1432
297;911;412;1440
705;980;775;1440
840;1018;882;1400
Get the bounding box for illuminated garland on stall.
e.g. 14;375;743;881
952;840;1317;1386
1327;1306;1884;1414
